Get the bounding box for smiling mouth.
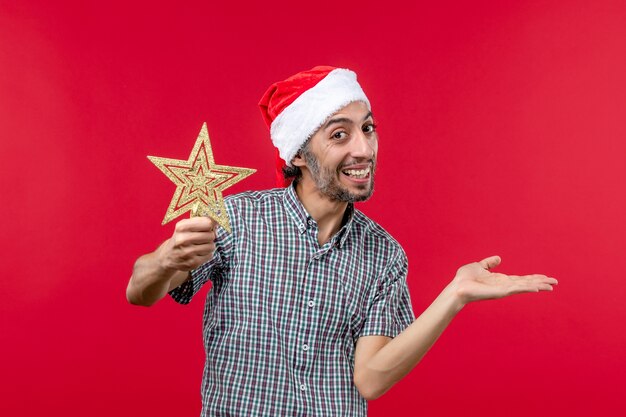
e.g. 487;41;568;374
341;167;371;179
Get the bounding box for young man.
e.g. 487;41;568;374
127;66;557;416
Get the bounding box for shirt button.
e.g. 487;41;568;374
300;384;306;391
302;344;309;351
307;300;315;308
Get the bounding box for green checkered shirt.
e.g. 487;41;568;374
170;184;414;416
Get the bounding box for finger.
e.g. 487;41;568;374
186;242;215;256
537;283;554;291
518;274;558;285
537;276;558;286
508;281;542;294
176;217;216;233
479;255;501;270
186;231;216;245
194;216;217;232
511;281;556;294
195;248;216;257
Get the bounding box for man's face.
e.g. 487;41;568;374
297;101;378;202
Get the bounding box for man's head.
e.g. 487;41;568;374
292;101;377;202
259;66;374;200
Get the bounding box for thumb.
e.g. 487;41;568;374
207;216;217;232
479;255;501;270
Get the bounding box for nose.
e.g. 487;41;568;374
350;129;376;160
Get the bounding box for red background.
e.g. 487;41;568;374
1;1;625;415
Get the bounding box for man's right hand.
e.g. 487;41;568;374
157;217;218;273
126;216;217;306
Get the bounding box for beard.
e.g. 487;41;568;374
301;148;375;203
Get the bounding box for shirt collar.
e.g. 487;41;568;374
283;182;311;234
337;205;354;248
283;182;355;247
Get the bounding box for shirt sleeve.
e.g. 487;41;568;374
359;248;415;338
168;222;232;305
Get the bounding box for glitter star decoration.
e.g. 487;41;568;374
148;123;256;232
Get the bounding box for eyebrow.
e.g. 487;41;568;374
323;111;373;130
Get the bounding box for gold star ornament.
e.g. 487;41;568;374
148;123;256;232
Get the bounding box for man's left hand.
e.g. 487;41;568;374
451;256;558;306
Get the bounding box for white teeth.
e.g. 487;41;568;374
343;167;370;178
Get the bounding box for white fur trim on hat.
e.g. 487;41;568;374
270;68;371;166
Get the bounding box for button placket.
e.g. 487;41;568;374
298;248;318;370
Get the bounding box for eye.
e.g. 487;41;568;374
332;131;348;140
363;123;377;134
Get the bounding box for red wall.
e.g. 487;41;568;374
1;1;625;415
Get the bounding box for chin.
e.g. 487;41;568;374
351;191;374;202
334;185;375;203
314;171;376;203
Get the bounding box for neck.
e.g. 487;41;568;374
294;179;349;246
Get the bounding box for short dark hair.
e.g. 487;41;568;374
281;138;311;182
282;164;302;182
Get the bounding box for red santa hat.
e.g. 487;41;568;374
259;65;371;186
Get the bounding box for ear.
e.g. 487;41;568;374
291;152;306;168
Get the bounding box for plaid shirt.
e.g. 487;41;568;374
170;184;414;416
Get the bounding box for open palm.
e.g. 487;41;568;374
453;256;558;305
